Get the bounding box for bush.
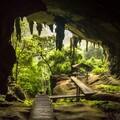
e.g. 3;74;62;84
24;99;34;106
86;57;103;67
92;67;105;74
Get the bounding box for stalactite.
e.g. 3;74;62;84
21;17;24;21
44;23;47;27
54;16;67;50
102;45;107;59
48;24;53;32
78;37;82;46
97;43;99;48
36;23;42;35
72;35;78;48
70;37;72;56
15;17;21;41
86;40;88;51
27;18;34;34
94;43;96;48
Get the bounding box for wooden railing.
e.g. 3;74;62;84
70;76;95;101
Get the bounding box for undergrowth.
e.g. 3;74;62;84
52;98;77;107
53;98;104;108
80;99;103;107
96;84;120;92
24;99;34;107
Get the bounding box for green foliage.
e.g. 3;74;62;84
96;84;120;92
48;47;84;75
12;34;56;97
48;50;71;74
84;45;103;60
86;57;107;74
82;44;107;74
24;99;34;106
92;67;105;75
80;99;103;107
52;98;75;107
88;100;103;107
86;57;103;68
12;18;108;98
79;67;86;73
32;35;55;51
0;95;4;102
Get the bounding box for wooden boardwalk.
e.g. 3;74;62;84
71;76;95;95
29;76;95;119
29;95;56;120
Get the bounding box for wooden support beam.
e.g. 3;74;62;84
76;86;80;102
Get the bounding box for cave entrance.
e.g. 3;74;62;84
9;16;107;98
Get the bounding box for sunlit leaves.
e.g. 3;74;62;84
12;34;56;97
96;84;120;92
32;35;55;52
48;50;71;74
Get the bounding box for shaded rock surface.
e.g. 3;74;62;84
0;100;30;120
53;79;76;95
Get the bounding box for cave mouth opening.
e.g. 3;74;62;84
9;16;108;97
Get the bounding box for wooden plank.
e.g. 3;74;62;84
29;95;56;120
71;76;95;95
49;94;85;99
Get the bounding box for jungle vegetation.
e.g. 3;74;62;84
10;18;107;97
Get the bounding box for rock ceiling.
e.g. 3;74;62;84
27;0;120;45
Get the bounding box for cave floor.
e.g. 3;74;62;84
0;101;30;120
53;101;120;120
54;102;107;120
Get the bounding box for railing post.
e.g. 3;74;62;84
76;86;80;102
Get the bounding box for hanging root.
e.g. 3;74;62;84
86;41;88;51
